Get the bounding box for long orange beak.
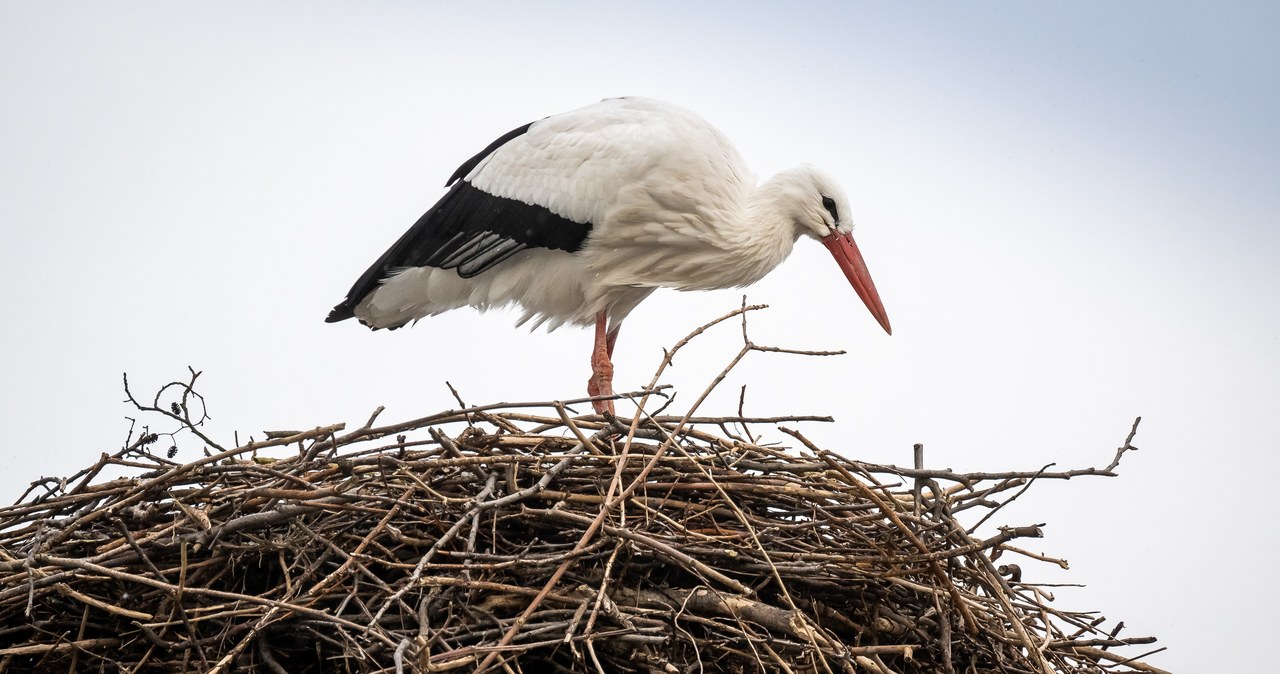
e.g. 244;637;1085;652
820;232;892;335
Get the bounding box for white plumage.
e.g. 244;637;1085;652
328;97;891;413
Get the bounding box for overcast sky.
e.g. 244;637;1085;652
2;2;1277;670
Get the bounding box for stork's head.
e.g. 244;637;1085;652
769;166;892;335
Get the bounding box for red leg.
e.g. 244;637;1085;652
586;311;615;415
606;323;620;358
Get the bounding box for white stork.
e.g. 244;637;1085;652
327;97;891;414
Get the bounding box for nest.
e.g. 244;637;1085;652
0;310;1166;673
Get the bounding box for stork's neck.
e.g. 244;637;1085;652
585;169;810;293
717;172;808;285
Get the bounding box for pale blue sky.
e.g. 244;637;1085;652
2;2;1277;670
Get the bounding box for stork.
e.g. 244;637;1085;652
327;97;891;414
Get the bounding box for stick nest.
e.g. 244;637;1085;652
0;311;1165;673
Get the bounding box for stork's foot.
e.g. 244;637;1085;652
588;311;617;416
587;367;615;415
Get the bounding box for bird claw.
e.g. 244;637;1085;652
587;376;616;416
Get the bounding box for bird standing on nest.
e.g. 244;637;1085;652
327;97;892;414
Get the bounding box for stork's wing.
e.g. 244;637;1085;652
325;122;594;324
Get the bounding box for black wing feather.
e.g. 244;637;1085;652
326;127;593;325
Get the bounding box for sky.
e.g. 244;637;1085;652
2;1;1278;670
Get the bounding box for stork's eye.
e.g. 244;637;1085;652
821;195;839;223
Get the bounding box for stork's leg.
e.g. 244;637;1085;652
587;311;616;415
606;323;620;358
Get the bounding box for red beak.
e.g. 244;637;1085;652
820;232;892;335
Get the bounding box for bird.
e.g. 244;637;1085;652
326;97;891;414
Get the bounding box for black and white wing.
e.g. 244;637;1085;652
325;121;599;324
